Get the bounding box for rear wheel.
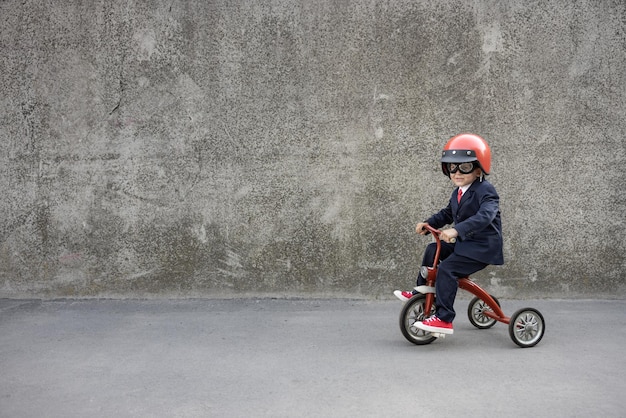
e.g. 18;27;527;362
399;294;437;345
467;296;500;329
509;308;545;348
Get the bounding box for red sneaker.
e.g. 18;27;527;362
393;290;415;302
414;315;454;334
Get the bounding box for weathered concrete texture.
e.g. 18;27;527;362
0;1;625;298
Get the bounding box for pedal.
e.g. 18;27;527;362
431;333;446;339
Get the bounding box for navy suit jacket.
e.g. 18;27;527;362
426;179;504;265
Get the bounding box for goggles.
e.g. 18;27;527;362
447;162;477;174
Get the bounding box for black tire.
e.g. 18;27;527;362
399;294;437;345
467;295;501;329
508;308;545;348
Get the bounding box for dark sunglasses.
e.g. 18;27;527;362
447;162;477;174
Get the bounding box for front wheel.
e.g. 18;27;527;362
509;308;545;348
399;294;437;345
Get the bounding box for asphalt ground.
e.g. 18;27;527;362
1;297;625;417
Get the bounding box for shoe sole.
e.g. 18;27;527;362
414;323;454;335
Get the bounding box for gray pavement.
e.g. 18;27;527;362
1;297;625;418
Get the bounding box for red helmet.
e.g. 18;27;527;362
440;133;492;176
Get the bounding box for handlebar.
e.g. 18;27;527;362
418;224;456;269
421;224;456;244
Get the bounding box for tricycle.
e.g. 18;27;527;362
399;225;545;348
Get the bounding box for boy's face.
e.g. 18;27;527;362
450;168;481;188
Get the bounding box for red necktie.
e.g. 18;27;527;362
457;188;462;203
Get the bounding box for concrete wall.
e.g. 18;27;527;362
1;0;625;299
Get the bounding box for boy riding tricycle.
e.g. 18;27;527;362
395;134;545;348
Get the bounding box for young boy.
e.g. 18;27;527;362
393;133;504;335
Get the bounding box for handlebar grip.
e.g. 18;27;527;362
422;225;456;243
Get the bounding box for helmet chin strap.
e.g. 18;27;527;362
477;169;484;182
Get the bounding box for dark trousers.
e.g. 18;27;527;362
416;242;488;323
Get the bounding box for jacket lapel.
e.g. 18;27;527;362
458;181;477;208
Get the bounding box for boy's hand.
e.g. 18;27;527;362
440;228;459;243
416;222;429;235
